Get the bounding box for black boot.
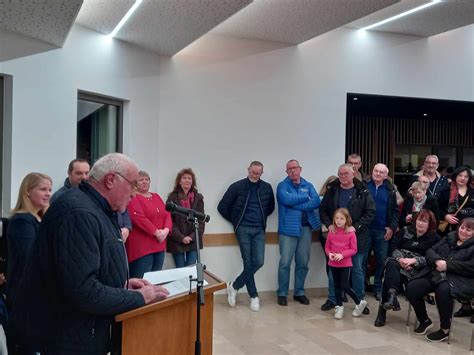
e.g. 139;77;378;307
374;306;386;327
383;288;399;311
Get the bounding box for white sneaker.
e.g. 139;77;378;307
250;297;260;312
227;282;237;307
334;305;344;319
352;299;367;317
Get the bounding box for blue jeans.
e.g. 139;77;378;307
129;251;165;278
351;252;365;301
233;226;265;298
172;250;197;268
277;226;312;297
364;228;389;295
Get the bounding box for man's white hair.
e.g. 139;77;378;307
89;153;138;181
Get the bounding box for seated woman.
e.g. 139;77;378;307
399;181;439;229
405;217;474;342
6;172;52;353
374;210;440;327
126;171;172;278
166;168;205;268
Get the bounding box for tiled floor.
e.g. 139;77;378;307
213;291;473;354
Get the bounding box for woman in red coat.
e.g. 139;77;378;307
126;170;172;278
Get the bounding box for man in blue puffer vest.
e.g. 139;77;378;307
276;159;321;306
218;161;275;312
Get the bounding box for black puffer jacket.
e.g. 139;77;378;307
320;178;375;252
417;231;474;299
9;182;144;353
217;178;275;230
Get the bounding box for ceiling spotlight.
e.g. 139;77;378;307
108;0;143;38
361;0;441;31
353;97;358;101
423;113;428;116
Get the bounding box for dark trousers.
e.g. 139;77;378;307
381;259;408;303
331;266;360;306
406;277;454;329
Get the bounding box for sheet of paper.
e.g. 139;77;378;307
143;266;197;285
162;276;208;297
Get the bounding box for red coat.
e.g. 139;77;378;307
125;193;172;263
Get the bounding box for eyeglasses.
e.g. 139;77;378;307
115;172;138;191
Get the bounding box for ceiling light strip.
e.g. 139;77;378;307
361;0;441;31
109;0;143;38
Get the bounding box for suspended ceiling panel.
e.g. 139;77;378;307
211;0;400;45
76;0;253;56
0;0;84;47
348;0;474;37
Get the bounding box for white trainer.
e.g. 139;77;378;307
227;282;237;307
352;299;367;317
250;297;260;312
334;305;344;319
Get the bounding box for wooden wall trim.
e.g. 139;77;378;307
203;230;321;247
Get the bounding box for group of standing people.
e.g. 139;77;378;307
220;154;474;345
1;152;473;352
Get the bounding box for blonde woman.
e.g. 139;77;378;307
6;173;52;307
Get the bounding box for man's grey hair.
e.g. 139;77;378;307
89;153;138;181
339;163;354;172
424;155;439;163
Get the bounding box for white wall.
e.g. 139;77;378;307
1;24;473;294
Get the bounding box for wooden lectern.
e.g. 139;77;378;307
115;270;226;355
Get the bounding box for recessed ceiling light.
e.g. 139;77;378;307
353;97;358;101
361;0;441;31
108;0;143;38
423;113;428;116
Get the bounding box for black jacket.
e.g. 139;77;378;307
6;213;39;308
438;186;474;222
217;178;275;231
399;194;440;228
320;178;375;252
9;182;144;353
166;190;205;254
416;232;474;299
389;226;440;280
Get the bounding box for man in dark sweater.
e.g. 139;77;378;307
218;161;275;312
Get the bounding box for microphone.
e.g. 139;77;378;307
165;201;210;223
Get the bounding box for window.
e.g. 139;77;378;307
77;91;123;164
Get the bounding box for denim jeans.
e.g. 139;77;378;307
233;226;265;298
129;251;165;278
364;228;389;295
351;252;365;300
277;226;312;297
172;250;197;268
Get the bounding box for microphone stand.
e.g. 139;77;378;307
187;212;205;355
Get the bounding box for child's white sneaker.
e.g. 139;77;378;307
250;297;260;312
334;305;344;319
352;299;367;317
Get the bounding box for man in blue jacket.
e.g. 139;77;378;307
218;161;275;312
277;159;321;306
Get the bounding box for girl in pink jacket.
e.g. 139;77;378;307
325;208;367;319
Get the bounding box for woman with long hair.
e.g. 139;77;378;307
6;172;52;354
166;168;205;268
7;172;52;307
